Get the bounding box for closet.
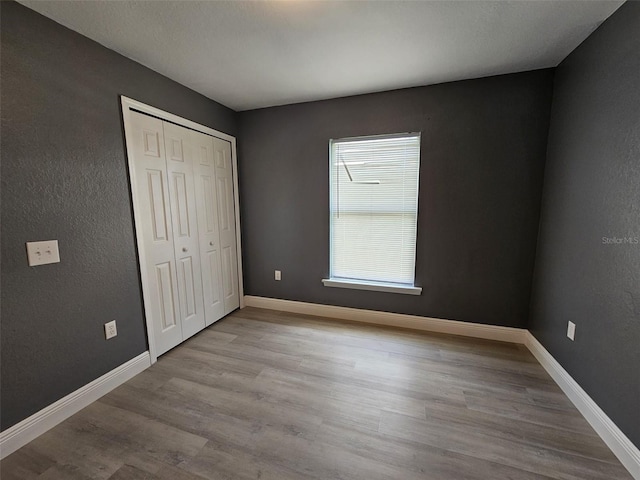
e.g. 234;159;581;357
125;109;240;357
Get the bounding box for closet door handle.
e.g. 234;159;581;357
209;241;214;246
182;247;188;252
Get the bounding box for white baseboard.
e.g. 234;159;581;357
525;333;640;480
0;351;151;460
243;296;527;344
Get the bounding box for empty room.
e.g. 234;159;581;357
1;0;638;479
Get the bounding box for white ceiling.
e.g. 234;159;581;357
20;0;623;111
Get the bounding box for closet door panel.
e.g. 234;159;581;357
128;112;183;355
156;262;178;331
213;138;240;314
163;122;206;340
221;246;234;299
192;130;225;324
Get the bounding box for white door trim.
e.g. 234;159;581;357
121;96;244;364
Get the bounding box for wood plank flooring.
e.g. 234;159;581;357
1;307;632;479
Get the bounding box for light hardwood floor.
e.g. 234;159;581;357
1;307;632;479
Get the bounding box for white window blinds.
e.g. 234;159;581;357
329;133;421;286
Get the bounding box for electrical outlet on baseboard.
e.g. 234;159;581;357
567;321;576;341
105;320;117;340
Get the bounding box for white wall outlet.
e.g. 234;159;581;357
26;240;60;266
105;320;117;340
275;270;281;281
567;321;576;341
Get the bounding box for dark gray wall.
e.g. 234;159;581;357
529;1;640;447
0;1;237;430
238;70;554;328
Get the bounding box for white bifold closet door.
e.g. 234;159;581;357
191;130;226;324
163;122;207;339
128;111;239;356
212;137;240;311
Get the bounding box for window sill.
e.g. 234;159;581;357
321;278;422;296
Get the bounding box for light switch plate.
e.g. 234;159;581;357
26;240;60;266
275;270;281;281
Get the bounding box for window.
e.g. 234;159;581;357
323;133;422;295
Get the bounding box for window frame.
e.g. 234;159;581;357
322;132;422;296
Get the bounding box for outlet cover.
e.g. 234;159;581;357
105;320;117;340
567;321;576;341
275;270;281;281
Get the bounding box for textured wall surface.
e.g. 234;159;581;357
529;1;640;447
239;70;554;328
0;1;237;430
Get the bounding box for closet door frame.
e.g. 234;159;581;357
121;96;244;364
